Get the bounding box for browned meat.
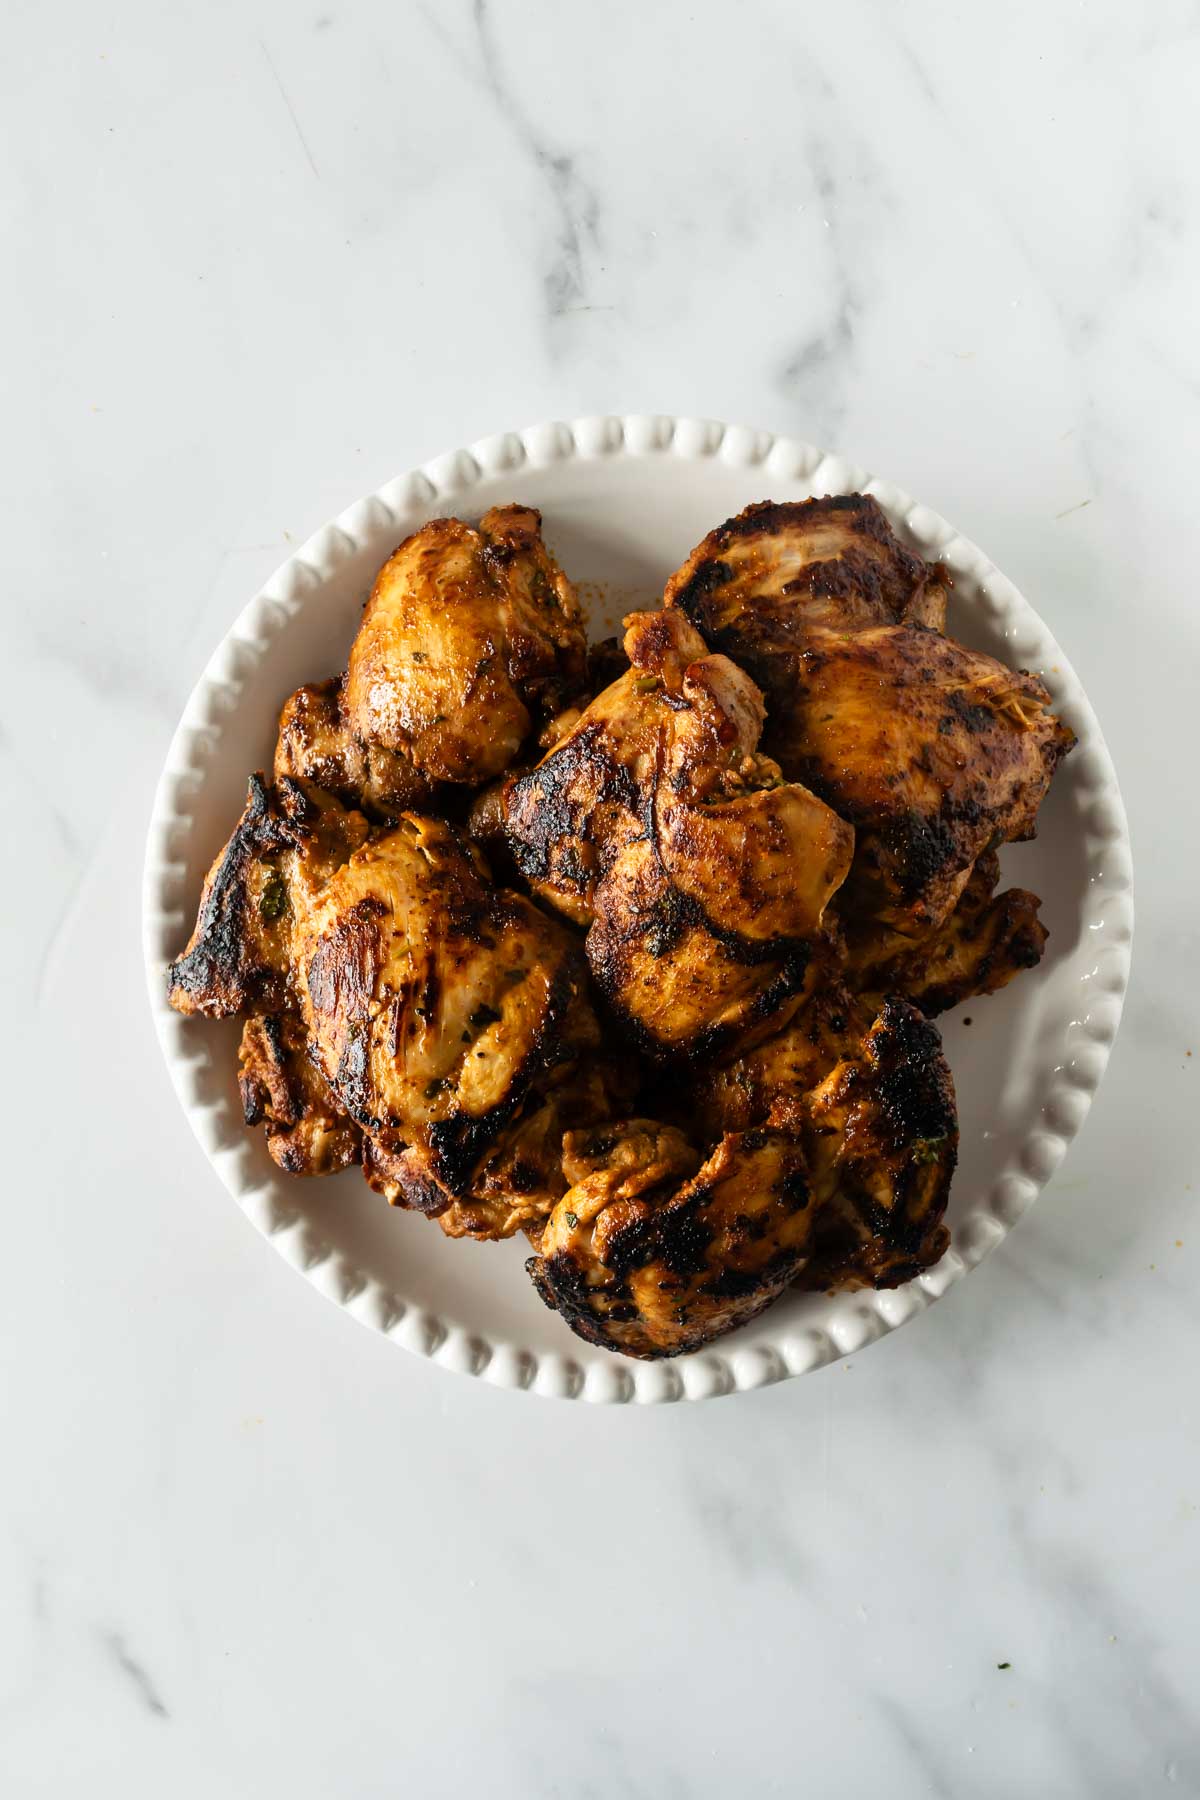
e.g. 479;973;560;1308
527;1120;817;1358
365;1056;636;1243
664;495;1072;953
692;995;957;1294
273;676;376;806
502;609;853;1060
665;495;949;647
166;775;369;1019
238;1012;361;1177
688;982;876;1136
849;849;1048;1016
342;504;587;802
765;624;1072;942
296;814;604;1225
798;999;957;1290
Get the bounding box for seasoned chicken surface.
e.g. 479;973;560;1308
764;625;1072;940
503;609;854;1059
370;1059;633;1243
664;494;1072;953
296;814;602;1224
665;495;949;646
527;1120;816;1358
166;775;369;1018
238;1011;361;1177
697;996;957;1293
688;982;876;1135
273;677;375;806
849;849;1048;1016
799;999;957;1289
343;504;587;801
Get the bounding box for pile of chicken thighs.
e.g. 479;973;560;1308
169;497;1073;1358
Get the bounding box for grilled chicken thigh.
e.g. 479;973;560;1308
296;814;605;1227
343;504;587;802
695;995;957;1293
528;994;956;1354
166;775;369;1019
764;624;1072;942
848;849;1048;1016
665;495;949;645
503;609;854;1059
527;1120;817;1358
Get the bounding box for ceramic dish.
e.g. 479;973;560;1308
142;416;1133;1403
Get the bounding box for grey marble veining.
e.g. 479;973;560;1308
1;1;1198;1795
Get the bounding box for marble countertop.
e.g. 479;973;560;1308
3;2;1198;1794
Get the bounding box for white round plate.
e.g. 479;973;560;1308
143;417;1133;1403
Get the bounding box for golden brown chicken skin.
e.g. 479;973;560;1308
800;999;957;1289
342;505;587;802
665;495;949;646
759;624;1072;942
238;1011;361;1177
502;609;854;1060
166;774;369;1019
527;1120;818;1358
296;814;602;1222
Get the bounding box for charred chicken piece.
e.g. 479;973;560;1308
166;775;369;1019
296;814;602;1223
342;504;587;802
527;1120;818;1358
700;996;958;1292
238;1012;361;1177
665;495;949;646
759;624;1072;942
848;849;1048;1016
503;609;854;1060
799;999;957;1289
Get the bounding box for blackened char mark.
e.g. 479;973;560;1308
503;721;637;889
669;557;734;635
869;998;958;1153
166;773;296;1017
425;953;579;1196
305;897;385;1028
526;1250;621;1349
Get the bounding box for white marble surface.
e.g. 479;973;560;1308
2;1;1198;1793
